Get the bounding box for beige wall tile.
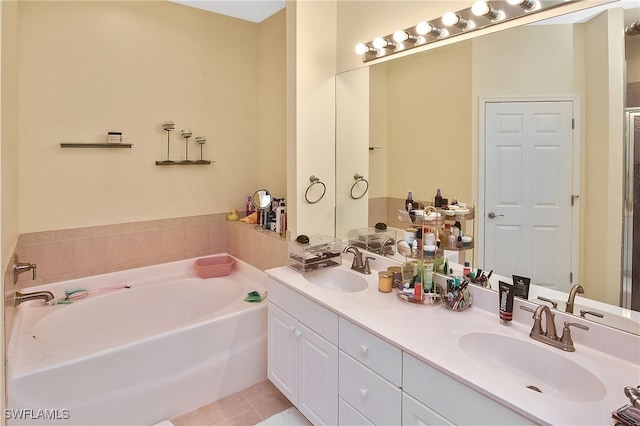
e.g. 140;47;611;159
42;239;76;278
186;223;209;256
76;236;107;272
162;227;187;259
107;233;137;267
136;229;163;263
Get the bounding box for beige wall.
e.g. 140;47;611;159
289;0;337;238
258;10;287;198
385;41;472;205
16;1;282;233
1;0;20;414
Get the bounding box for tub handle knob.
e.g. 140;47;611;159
359;344;369;354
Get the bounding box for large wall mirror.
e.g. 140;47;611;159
335;1;640;334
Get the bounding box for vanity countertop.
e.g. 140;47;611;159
266;260;640;426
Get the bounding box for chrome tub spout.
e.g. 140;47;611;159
14;290;54;307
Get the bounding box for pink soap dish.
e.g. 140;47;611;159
195;255;235;278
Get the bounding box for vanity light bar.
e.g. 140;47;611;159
356;0;570;62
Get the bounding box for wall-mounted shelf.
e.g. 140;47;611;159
155;160;213;166
61;143;133;148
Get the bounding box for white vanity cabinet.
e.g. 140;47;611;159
338;318;402;425
267;278;339;425
403;353;535;425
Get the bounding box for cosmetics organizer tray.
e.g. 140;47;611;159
288;235;343;272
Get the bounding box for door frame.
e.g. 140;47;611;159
477;96;581;284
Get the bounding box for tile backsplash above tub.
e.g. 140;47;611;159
12;214;228;289
10;214;290;290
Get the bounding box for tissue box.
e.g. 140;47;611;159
195;255;234;278
289;235;342;272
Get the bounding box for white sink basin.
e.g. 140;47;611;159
459;332;606;402
303;268;369;292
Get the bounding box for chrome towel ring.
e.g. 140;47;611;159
305;175;326;204
350;173;369;200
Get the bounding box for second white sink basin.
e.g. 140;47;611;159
303;268;369;293
459;332;606;402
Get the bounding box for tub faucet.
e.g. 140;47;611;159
521;305;589;352
14;290;54;307
565;284;584;314
13;254;37;285
343;245;374;274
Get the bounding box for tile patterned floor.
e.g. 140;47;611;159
171;381;294;426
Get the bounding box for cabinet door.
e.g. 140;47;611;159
267;303;298;405
403;393;454;426
298;323;338;426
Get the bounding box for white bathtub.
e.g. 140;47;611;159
7;255;268;425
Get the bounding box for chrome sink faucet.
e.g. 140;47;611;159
521;305;589;352
565;284;584;314
343;245;374;274
13;290;54;307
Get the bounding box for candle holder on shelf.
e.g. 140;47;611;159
156;120;175;165
195;136;208;164
181;129;193;163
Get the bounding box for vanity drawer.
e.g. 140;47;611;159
403;353;535;425
339;317;402;386
268;278;338;345
402;393;454;426
339;351;401;425
339;397;374;425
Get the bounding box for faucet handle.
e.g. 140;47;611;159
363;257;375;274
560;321;589;351
579;310;604;319
519;305;544;335
537;296;558;309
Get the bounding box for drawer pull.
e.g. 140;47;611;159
359;344;369;354
359;388;369;398
290;325;301;338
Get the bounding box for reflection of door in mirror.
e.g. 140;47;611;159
483;101;574;293
623;109;640;310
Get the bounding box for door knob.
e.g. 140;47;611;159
487;211;504;219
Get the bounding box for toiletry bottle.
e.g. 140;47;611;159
405;190;414;212
434;188;443;208
280;210;287;239
275;202;286;233
423;245;435;292
246;196;253;217
463;261;471;278
414;276;423;301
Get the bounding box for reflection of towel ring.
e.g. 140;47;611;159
350;173;369;200
305;175;326;204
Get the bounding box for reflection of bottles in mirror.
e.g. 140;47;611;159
405;190;414;212
434;188;443;208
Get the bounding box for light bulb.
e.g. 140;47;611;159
393;30;409;43
442;12;460;27
472;1;490;16
372;37;387;49
472;1;504;20
415;21;445;37
355;43;369;55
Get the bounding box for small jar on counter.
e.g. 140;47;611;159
378;271;393;293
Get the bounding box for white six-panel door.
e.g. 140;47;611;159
484;101;574;291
